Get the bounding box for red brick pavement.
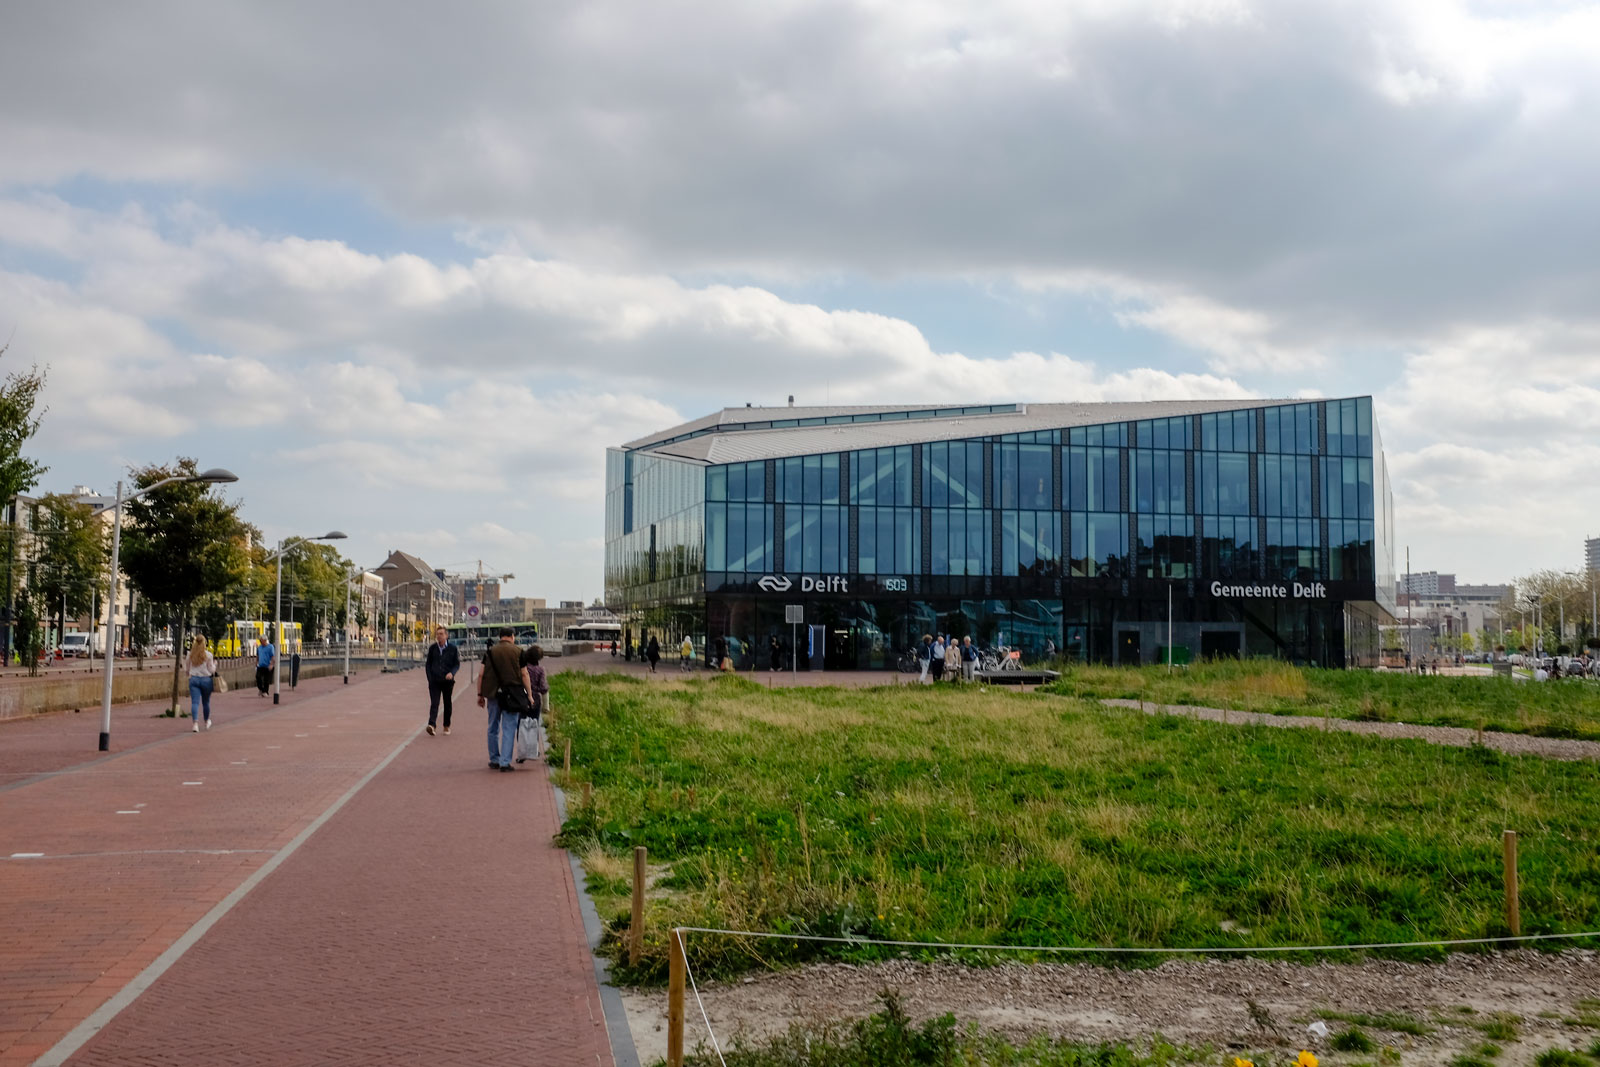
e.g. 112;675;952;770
1;669;614;1067
0;669;375;784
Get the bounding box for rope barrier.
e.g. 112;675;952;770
668;925;1600;1063
677;924;1600;955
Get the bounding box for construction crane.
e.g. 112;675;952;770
435;560;515;622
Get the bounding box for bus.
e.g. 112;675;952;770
217;621;303;658
444;623;539;652
565;622;621;644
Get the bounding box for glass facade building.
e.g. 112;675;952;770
606;400;1396;669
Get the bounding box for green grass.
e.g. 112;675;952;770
1332;1030;1377;1052
1477;1015;1521;1042
1040;660;1600;741
551;673;1600;982
1316;1011;1433;1038
1532;1051;1591;1067
682;992;1220;1067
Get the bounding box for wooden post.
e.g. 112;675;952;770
582;781;593;807
667;927;686;1067
630;845;647;966
1503;830;1520;936
563;737;571;774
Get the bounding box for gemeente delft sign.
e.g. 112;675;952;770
1210;581;1329;599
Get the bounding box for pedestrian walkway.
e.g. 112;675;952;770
0;670;615;1067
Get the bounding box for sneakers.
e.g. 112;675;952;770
191;722;199;732
442;727;450;735
426;723;435;736
205;719;212;730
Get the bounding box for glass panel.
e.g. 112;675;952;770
726;503;745;572
708;466;726;502
822;454;840;505
1002;511;1018;575
932;510;949;575
948;510;966;576
876;450;895;506
707;502;725;569
895;447;912;506
1134;451;1154;513
801;505;821;571
858;507;876;573
1020;444;1051;509
1218;453;1249;516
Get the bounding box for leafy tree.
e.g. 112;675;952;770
118;459;250;710
14;589;42;674
33;493;108;650
0;343;48;660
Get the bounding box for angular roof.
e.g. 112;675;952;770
634;398;1319;465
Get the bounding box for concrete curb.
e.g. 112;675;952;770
551;770;643;1067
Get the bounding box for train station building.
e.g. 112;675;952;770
605;399;1396;669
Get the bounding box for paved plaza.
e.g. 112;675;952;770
0;668;616;1067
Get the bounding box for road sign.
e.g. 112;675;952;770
784;604;803;624
467;605;479;618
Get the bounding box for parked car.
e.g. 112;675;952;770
60;633;101;657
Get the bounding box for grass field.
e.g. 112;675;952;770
1041;660;1600;741
551;673;1600;982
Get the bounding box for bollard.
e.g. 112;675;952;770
667;928;686;1067
563;737;571;774
630;845;647;967
1503;830;1520;936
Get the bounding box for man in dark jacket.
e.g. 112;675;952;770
477;628;526;772
424;626;460;736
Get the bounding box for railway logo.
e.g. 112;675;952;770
756;575;793;592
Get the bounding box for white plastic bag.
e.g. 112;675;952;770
513;715;543;764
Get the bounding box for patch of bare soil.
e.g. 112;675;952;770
621;950;1600;1066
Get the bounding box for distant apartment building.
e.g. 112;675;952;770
1587;536;1600;573
1400;571;1454;598
447;576;502;618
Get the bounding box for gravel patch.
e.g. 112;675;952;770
622;950;1600;1066
1101;698;1600;762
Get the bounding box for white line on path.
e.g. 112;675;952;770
182;782;203;786
35;726;420;1067
10;852;43;858
115;810;139;815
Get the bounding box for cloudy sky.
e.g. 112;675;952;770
3;0;1598;600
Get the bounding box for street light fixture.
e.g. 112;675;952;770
92;467;239;752
266;531;347;704
344;561;397;684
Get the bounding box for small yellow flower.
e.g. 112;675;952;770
1297;1052;1318;1067
1233;1059;1254;1067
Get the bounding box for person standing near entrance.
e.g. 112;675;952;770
646;635;660;673
255;635;275;698
769;635;783;672
961;636;978;682
680;634;693;671
477;627;526;772
917;634;933;683
424;626;459;736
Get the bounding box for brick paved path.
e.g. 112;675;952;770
0;670;373;783
0;670;614;1067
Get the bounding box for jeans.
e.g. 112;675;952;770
486;699;519;767
188;676;213;722
428;678;454;728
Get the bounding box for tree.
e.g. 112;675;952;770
14;589;42;674
118;459;251;711
33;494;108;651
0;343;47;661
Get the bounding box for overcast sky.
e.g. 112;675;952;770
3;0;1598;599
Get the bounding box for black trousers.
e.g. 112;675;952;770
428;678;454;728
255;665;271;694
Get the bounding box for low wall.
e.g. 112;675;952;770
0;660;360;722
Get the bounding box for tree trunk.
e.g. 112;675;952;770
168;606;185;714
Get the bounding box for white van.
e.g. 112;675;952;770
60;633;100;657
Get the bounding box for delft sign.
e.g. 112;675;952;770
1209;580;1329;599
755;574;855;593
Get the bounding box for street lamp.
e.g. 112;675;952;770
344;561;397;684
267;531;347;704
91;468;239;752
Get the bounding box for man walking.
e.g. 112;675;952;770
477;627;525;772
255;634;275;698
424;625;459;736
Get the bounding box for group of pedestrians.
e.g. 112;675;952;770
466;627;550;772
918;633;979;683
183;632;280;732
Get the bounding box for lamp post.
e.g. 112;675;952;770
269;531;347;704
345;561;396;684
91;468;239;752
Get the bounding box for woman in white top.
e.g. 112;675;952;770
186;635;218;731
943;635;962;681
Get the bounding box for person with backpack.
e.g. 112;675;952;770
476;628;529;772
